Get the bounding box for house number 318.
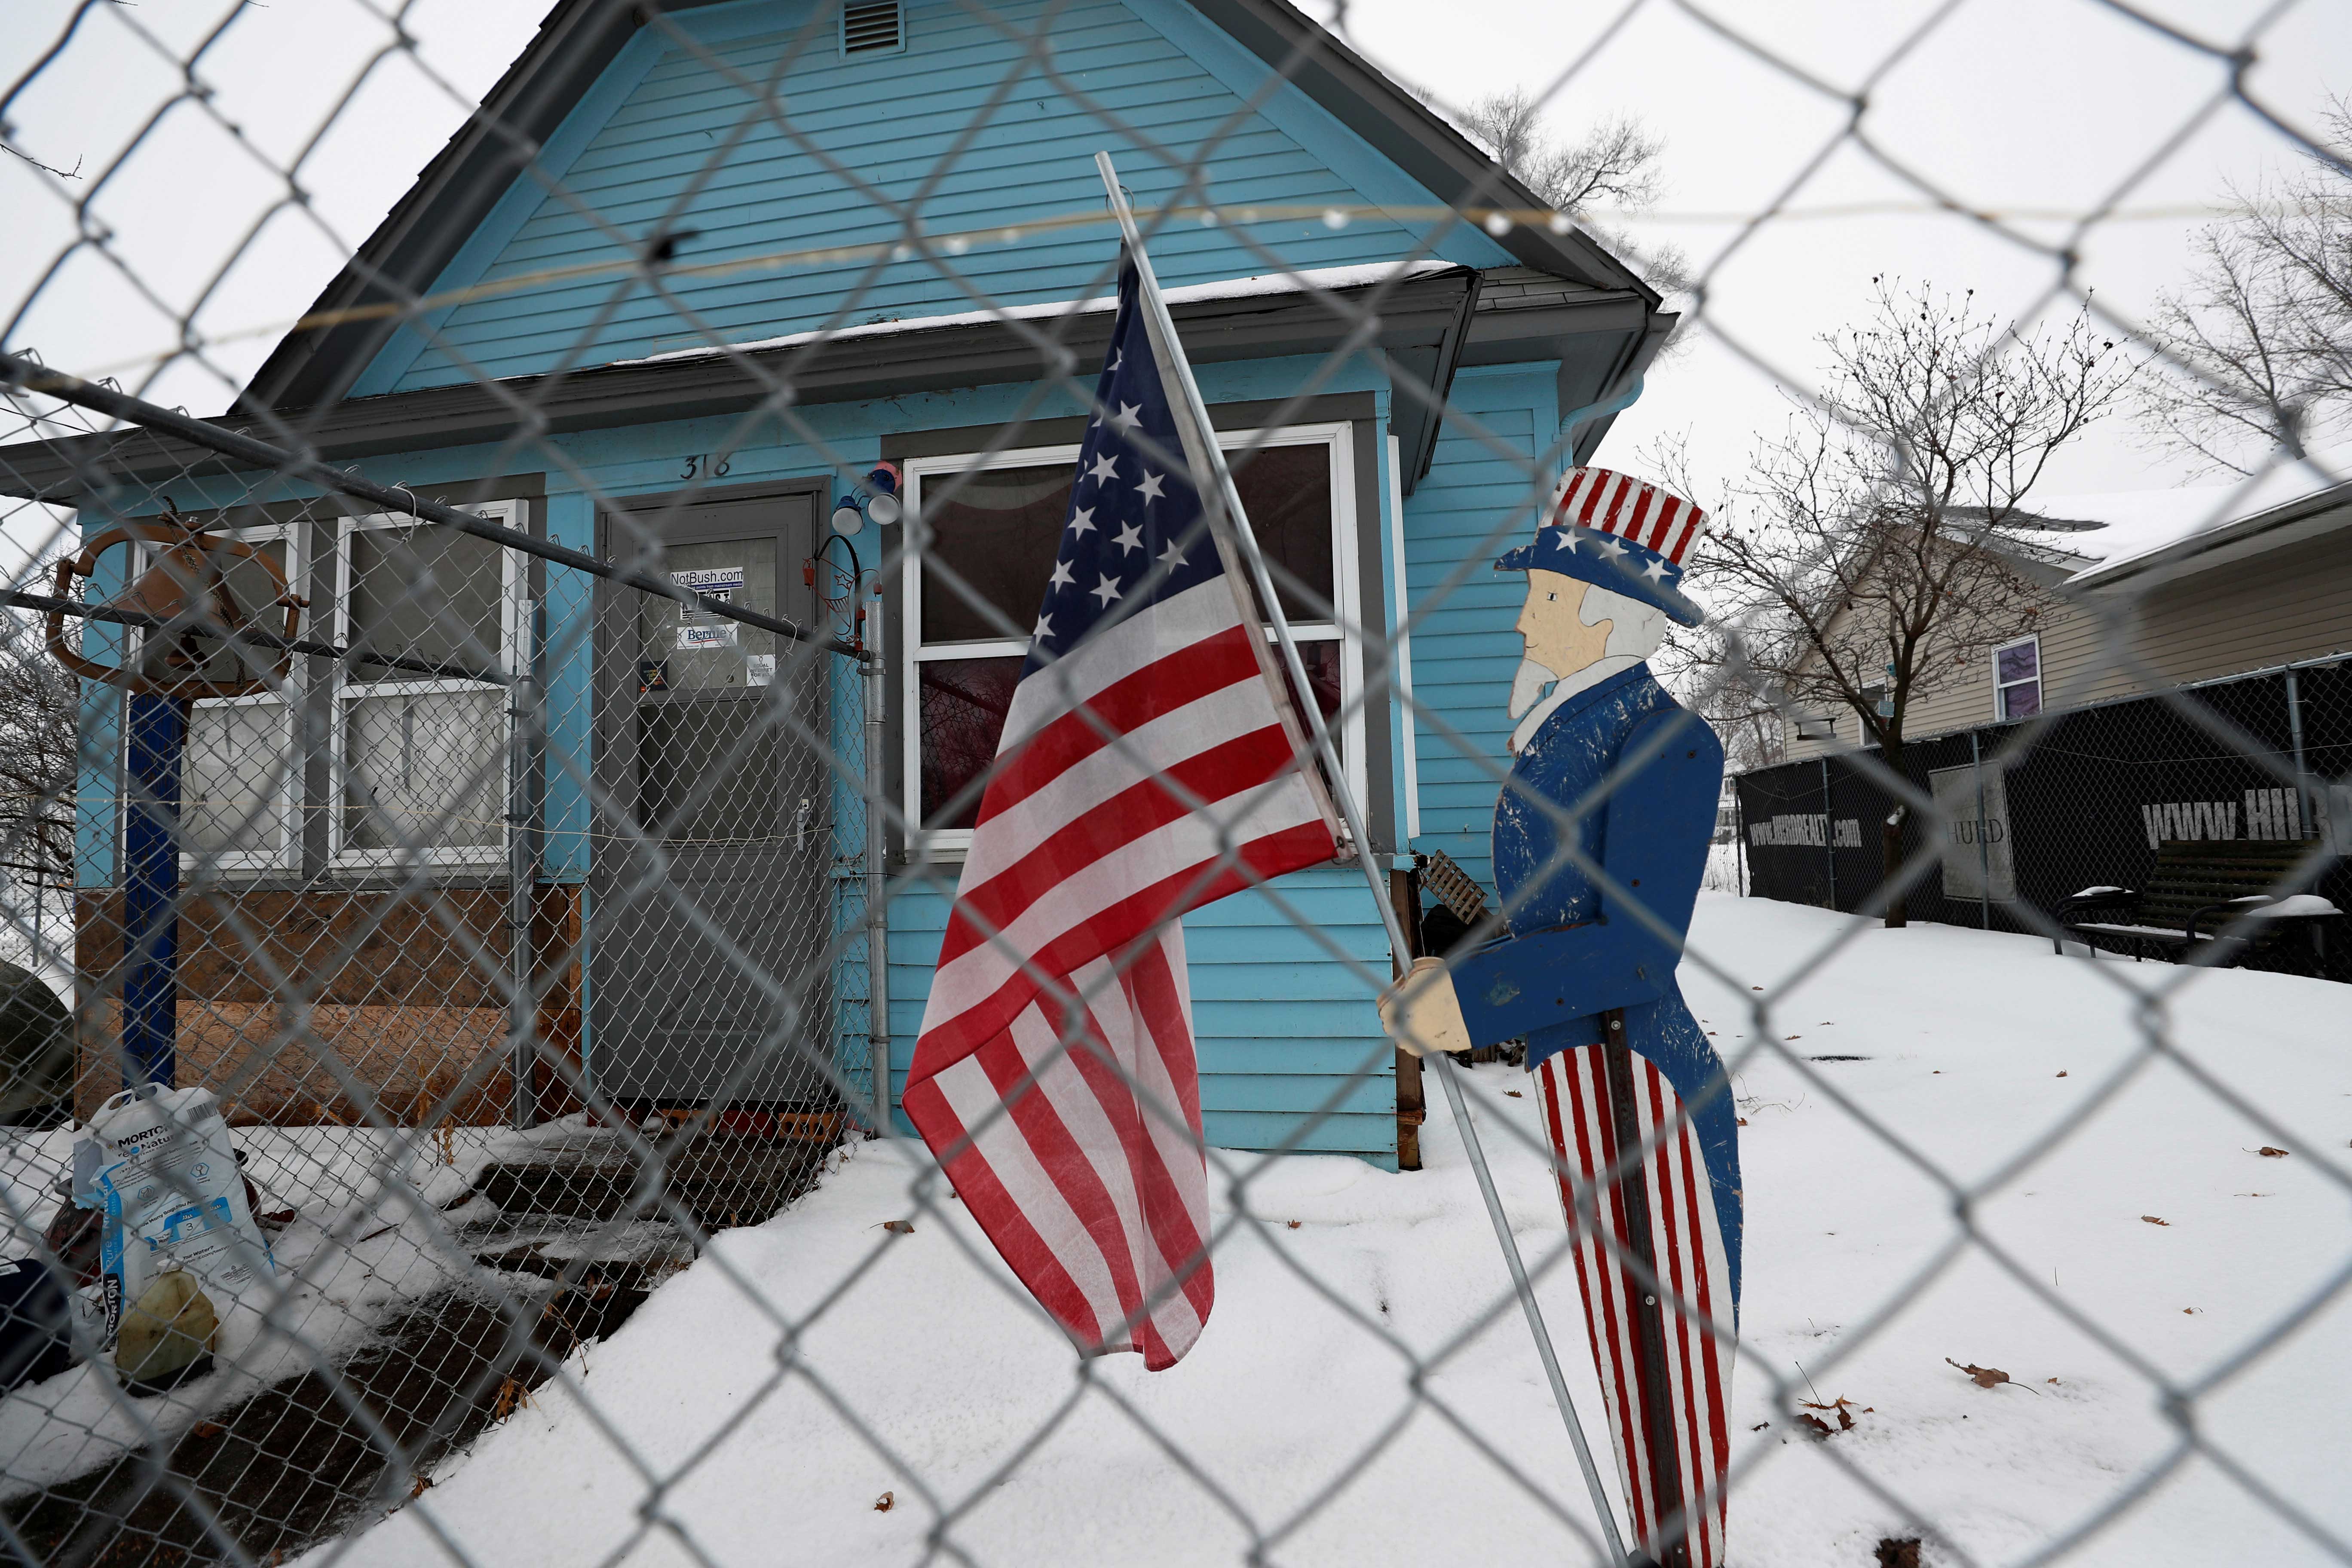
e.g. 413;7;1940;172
681;453;733;479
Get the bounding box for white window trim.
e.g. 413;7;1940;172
328;500;527;872
1992;633;2042;722
902;423;1364;858
124;522;306;877
1386;433;1418;844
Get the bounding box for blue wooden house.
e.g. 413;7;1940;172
35;0;1670;1164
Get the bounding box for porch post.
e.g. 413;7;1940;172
121;692;184;1088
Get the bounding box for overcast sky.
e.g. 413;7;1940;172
3;0;2346;535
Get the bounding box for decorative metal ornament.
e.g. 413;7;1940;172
46;508;304;701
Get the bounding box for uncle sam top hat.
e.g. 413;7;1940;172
1496;467;1710;626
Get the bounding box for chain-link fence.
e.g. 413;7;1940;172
1736;658;2352;978
1;2;2349;1566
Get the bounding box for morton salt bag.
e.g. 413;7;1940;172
69;1084;273;1388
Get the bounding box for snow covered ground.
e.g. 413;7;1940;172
0;1118;611;1497
299;894;2349;1568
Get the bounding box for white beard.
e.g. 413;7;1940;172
1507;656;1556;721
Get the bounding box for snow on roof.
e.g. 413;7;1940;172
619;260;1464;367
2017;463;2348;582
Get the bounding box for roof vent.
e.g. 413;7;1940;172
841;1;905;57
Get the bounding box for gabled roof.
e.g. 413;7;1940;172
2057;476;2352;594
241;0;1660;416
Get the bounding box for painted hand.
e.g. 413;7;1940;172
1378;956;1472;1058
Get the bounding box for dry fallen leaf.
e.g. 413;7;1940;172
1285;1220;1301;1230
1797;1412;1834;1438
1504;1090;1523;1098
409;1474;434;1499
192;1421;225;1441
2056;1071;2067;1078
2046;1377;2060;1385
1751;1421;1770;1432
2255;1146;2289;1158
1946;1357;2034;1392
492;1376;533;1421
2184;1307;2199;1315
1801;1396;1861;1431
873;1491;895;1513
1736;1117;1749;1127
2141;1215;2170;1226
880;1219;914;1234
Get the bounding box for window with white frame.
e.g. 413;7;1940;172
1993;634;2042;721
903;425;1362;852
332;503;525;867
163;524;303;873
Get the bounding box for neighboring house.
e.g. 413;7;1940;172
4;0;1671;1165
1781;475;2352;758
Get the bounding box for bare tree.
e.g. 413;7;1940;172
1666;279;2132;925
2137;96;2352;472
1458;89;1694;306
1460;92;1665;213
0;612;80;956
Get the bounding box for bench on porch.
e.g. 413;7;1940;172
2055;838;2342;969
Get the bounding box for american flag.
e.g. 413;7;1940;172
903;258;1341;1370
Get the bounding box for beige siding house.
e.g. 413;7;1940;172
1781;477;2352;759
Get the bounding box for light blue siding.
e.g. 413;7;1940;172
354;0;1511;395
73;523;131;891
1401;364;1561;897
887;866;1395;1164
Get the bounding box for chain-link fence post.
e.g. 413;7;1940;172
865;575;889;1137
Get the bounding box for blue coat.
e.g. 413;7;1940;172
1450;664;1742;1301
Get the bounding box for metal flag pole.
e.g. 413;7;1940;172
1095;152;1629;1568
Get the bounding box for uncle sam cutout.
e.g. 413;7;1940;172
1381;469;1736;1568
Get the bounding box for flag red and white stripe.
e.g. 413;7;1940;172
905;258;1339;1370
1534;1045;1735;1567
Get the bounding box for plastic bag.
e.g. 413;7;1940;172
69;1084;273;1390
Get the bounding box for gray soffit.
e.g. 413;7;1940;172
8;269;1639;505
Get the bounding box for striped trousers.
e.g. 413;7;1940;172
1534;1032;1735;1568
